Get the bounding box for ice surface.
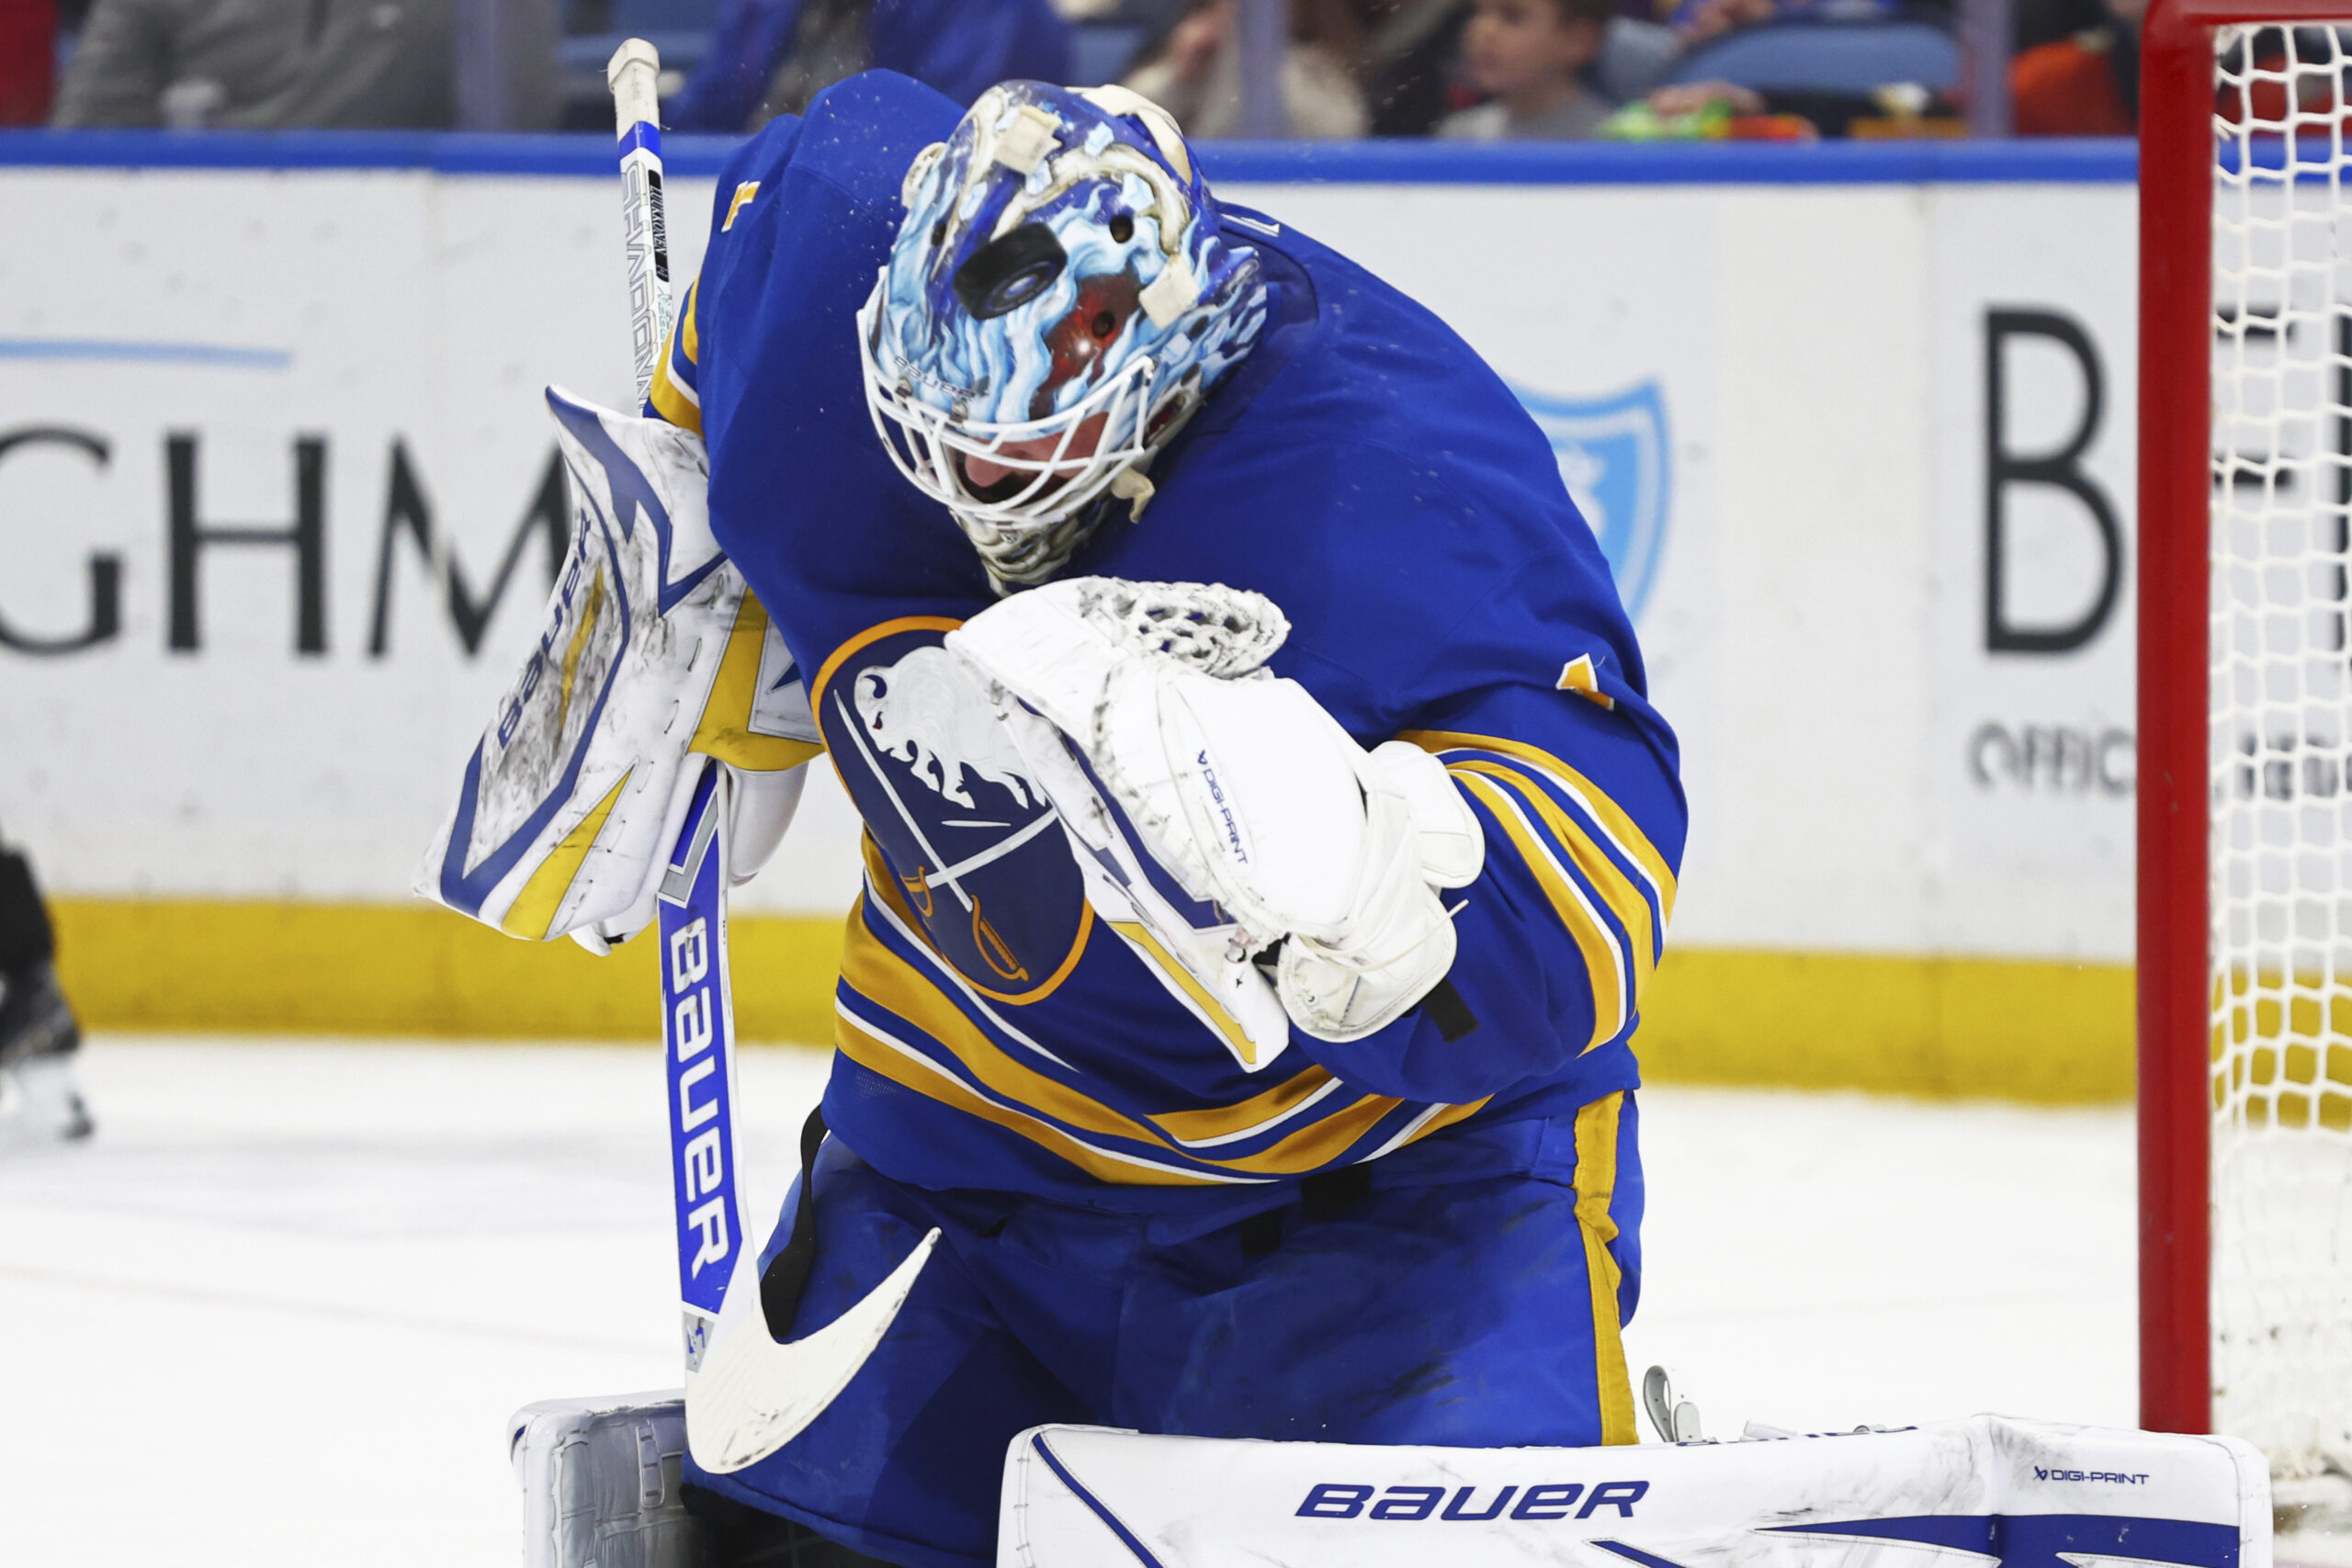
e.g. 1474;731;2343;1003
1622;1086;2137;1439
0;1038;2135;1567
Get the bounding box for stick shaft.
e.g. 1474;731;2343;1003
660;763;747;1369
608;39;675;409
611;39;744;1383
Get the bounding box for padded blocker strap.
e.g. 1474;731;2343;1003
758;1106;830;1340
1420;978;1478;1043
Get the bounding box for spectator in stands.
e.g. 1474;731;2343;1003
1669;0;1773;44
1595;6;1684;100
1361;0;1464;130
1435;0;1619;138
1;0;57;123
51;0;558;128
2009;0;2139;133
1363;0;1679;134
1663;0;1900;39
1121;0;1370;138
670;0;1071;132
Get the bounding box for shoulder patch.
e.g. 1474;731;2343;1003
1557;654;1616;710
722;181;760;232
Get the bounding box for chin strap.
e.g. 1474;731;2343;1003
1109;467;1156;517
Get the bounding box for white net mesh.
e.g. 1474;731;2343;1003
2210;21;2352;1478
1073;579;1291;679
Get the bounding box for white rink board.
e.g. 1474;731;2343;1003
0;165;2136;958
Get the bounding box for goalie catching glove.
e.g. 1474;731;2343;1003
416;389;820;949
944;578;1481;1050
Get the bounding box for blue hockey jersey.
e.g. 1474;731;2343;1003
649;72;1687;1207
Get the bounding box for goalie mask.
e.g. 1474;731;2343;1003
859;82;1270;592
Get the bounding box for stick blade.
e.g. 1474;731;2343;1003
686;1226;942;1473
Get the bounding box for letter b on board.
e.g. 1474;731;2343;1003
1984;309;2123;655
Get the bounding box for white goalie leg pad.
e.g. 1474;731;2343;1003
511;1391;705;1568
416;389;819;949
1001;1416;2271;1568
948;578;1482;1043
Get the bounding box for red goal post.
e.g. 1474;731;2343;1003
2141;0;2352;1474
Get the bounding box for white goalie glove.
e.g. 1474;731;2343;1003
945;578;1481;1055
416;389;820;950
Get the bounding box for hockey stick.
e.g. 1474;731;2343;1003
653;767;939;1472
607;42;939;1475
607;39;674;409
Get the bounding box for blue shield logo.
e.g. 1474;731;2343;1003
1512;379;1672;621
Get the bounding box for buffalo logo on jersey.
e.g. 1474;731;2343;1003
859;82;1271;589
817;622;1086;998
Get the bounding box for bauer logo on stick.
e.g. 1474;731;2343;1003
659;768;742;1369
671;915;729;1280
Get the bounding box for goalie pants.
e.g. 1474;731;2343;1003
686;1090;1643;1568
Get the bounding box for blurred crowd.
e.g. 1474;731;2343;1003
0;0;2151;139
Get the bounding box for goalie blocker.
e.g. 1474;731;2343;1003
514;1398;2269;1568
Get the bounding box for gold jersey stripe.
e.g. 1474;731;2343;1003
1215;1089;1408;1175
1572;1091;1639;1445
680;278;701;362
843;898;1476;1179
1107;919;1266;1067
856;876;1102;1076
1399;729;1678;920
832;1001;1245;1187
1451;759;1659;988
647;281;702;431
1454;772;1627;1049
1406;1095;1494;1148
649;348;701;434
843;905;1159;1145
1150;1062;1340;1145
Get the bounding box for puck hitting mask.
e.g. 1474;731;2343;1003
859;83;1270;592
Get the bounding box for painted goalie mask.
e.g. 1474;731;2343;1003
859;82;1270;592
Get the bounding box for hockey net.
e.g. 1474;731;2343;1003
2198;17;2352;1480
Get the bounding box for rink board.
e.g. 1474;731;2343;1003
0;137;2138;1092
